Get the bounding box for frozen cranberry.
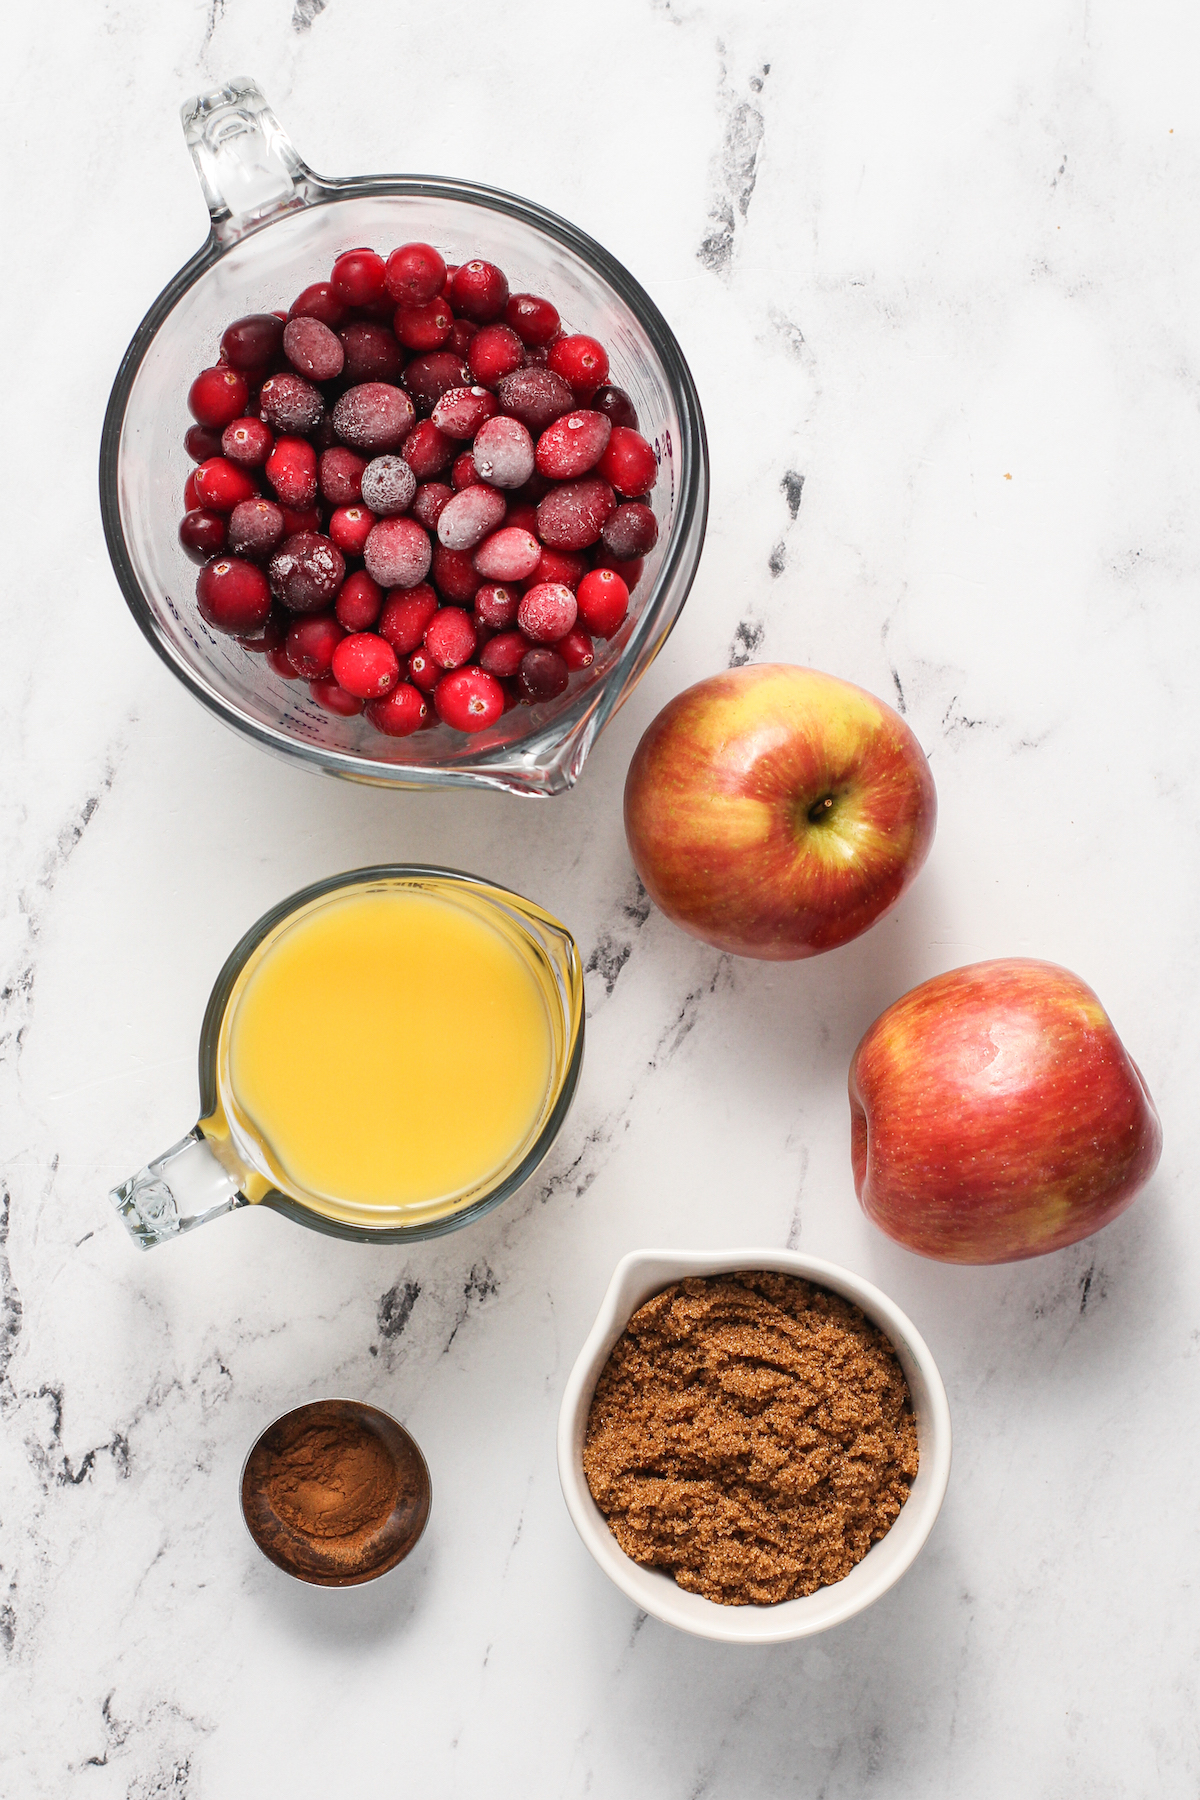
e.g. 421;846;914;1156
504;293;561;347
451;452;477;491
361;455;416;517
384;242;447;307
474;583;521;630
227;497;286;560
318;446;367;505
282;315;345;382
575;567;629;637
431;545;482;605
392;298;452;353
524;347;549;367
431;385;498;438
221;314;285;371
363;516;432;589
518;582;577;644
472;526;542;582
591;550;644;592
496;366;574;432
329;504;376;556
309;675;363;715
188;365;249;429
601;501;658;558
332;383;415;453
437;484;507;551
592;385;639;431
366;681;429;736
193;457;259;513
331;631;399;698
269;532;347;613
528;546;587;590
183;471;200;510
536;477;615;550
259;373;324;434
403;420;455;480
263;436;317;509
518;648;570;702
597;426;658;496
504;501;539;536
379;584;439;654
289;283;348;329
311;415;337;452
238;608;286;654
424;607;477;669
479;630;529;678
434;666;505;732
447;318;478;357
451;260;510;323
338;321;403;384
535;410;612;481
222;416;273;467
472;416;534;489
403;352;472;416
331;248;387;308
406;647;441;693
547;334;609;398
559;626;595;671
267;643;299;680
286;612;345;679
411;482;453;531
179;509;226;563
278;504;321;537
335;569;384;631
197;556;272;634
467;324;525;389
184;424;223;463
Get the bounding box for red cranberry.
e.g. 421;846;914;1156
379;584;439;654
384;242;447;307
267;643;299;680
523;346;550;367
518;582;577;644
183;471;200;509
197;556;272;634
504;293;561;347
227;498;286;559
451;452;477;491
331;248;387;308
601;501;658;558
434;667;505;732
406;648;441;693
431;545;483;605
536;477;615;550
220;314;285;371
597;426;658;496
496;367;574;432
188;365;249;429
332;631;400;698
402;353;472;416
286;612;345;678
360;455;416;517
184;424;224;463
535;410;612;481
332;383;415;454
547;334;609;398
282;316;345;382
363;516;432;589
447;318;478;357
474;584;521;630
431;385;498;439
329;505;376;556
450;260;510;323
179;509;226;563
411;483;453;531
264;437;318;509
467;324;525;389
424;607;477;670
479;629;529;678
338;322;403;384
239;608;286;654
335;570;384;631
309;675;363;715
472;527;542;582
437;484;507;551
528;546;587;590
311;415;337;452
193;457;259;513
559;626;595;671
278;504;321;537
289;283;348;328
504;501;539;536
222;416;273;467
318;446;367;505
269;532;347;613
403;420;455;480
259;373;324;434
472;416;534;489
518;648;570;702
593;385;639;431
591;550;644;592
393;298;453;353
575;567;629;637
365;681;429;736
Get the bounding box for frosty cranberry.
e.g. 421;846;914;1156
592;385;639;431
472;416;534;489
335;570;384;631
518;648;570;702
601;501;658;558
331;248;387;308
220;313;285;371
332;383;415;453
596;427;658;497
188;365;249;429
264;437;318;509
286;612;345;679
394;298;454;353
365;681;429;736
402;353;472;415
384;242;447;307
430;385;498;438
528;546;587;590
411;482;453;531
197;557;272;634
450;260;509;323
227;498;286;560
496;367;574;432
575;567;629;637
547;334;609;398
309;675;363;715
221;416;273;468
379;584;439;654
318;446;367;505
361;455;417;517
179;510;226;563
339;322;403;384
535;410;612;481
559;626;595;671
468;324;525;388
431;545;482;605
474;583;521;630
403;420;455;480
282;315;345;382
472;527;542;582
434;667;505;732
269;532;347;613
535;477;615;550
451;452;477;491
406;648;441;694
289;283;348;328
185;424;224;463
518;582;577;644
329;505;376;556
193;457;259;513
259;373;324;434
504;293;561;347
424;607;477;670
447;318;477;357
437;484;507;551
363;516;432;589
479;630;529;678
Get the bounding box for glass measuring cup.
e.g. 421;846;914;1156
110;866;584;1249
99;76;709;796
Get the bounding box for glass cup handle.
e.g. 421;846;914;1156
110;1129;249;1250
181;76;325;247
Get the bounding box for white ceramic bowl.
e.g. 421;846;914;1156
557;1248;952;1644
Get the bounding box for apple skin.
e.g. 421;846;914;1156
622;664;936;959
849;959;1162;1264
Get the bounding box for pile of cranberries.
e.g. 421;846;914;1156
179;244;660;737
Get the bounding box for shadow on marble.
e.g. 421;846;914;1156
243;1533;436;1650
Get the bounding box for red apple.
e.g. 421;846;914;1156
849;959;1162;1263
622;664;936;959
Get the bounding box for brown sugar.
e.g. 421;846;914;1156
582;1272;919;1607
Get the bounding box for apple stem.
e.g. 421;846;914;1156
807;794;836;824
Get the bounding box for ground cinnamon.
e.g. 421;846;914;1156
583;1272;919;1606
262;1416;399;1540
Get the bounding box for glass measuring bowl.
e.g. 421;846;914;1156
99;77;709;797
110;866;584;1249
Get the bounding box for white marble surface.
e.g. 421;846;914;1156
3;0;1199;1792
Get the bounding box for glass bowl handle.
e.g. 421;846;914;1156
181;75;327;247
110;1129;250;1249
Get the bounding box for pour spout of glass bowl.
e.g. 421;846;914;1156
182;75;328;246
111;1130;251;1250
